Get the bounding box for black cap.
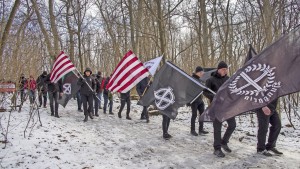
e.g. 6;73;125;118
217;61;228;69
84;67;92;74
195;66;203;73
42;71;47;76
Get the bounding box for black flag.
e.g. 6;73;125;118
139;61;206;119
244;44;257;64
201;26;300;122
57;71;81;107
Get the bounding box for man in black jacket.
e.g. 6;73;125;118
93;72;101;117
36;71;48;108
45;74;63;118
18;73;27;102
256;99;282;156
103;75;113;114
78;68;95;122
204;61;236;158
190;66;208;136
136;77;150;123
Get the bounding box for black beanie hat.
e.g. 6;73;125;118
84;67;92;74
195;66;203;73
217;61;228;69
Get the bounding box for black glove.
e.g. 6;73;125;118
186;103;191;107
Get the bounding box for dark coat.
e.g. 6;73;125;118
136;77;150;96
203;71;229;102
191;74;204;105
36;74;48;92
120;91;130;99
77;75;95;95
103;77;110;95
256;99;278;113
95;76;102;93
44;74;63;93
19;77;27;91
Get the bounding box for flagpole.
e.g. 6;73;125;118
74;69;101;102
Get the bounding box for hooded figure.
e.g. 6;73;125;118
78;67;96;122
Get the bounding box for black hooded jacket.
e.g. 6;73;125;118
77;75;95;95
190;73;204;105
44;74;63;93
203;71;229;102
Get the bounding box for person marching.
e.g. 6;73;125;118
256;98;283;156
204;61;236;158
27;75;37;105
36;71;48;108
136;76;151;123
93;72;101;117
190;66;209;136
103;75;113;114
19;73;27;102
117;90;132;120
45;74;63;118
78;68;95;122
96;71;103;109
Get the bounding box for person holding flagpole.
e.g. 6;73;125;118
136;76;151;123
45;74;63;118
190;66;208;136
78;68;95;122
118;90;132;120
203;61;236;158
256;98;283;156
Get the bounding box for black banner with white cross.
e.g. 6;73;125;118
200;26;300;122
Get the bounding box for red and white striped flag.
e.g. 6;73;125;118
50;51;76;83
106;50;150;93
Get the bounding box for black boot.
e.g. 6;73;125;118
55;112;60;118
89;112;93;119
51;112;54;116
191;130;198;136
95;113;99;117
83;115;88;122
118;112;122;118
126;116;132;120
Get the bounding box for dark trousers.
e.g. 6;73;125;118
20;90;24;102
141;106;149;120
48;91;58;116
257;110;281;151
81;94;93;116
29;90;36;104
76;91;82;110
191;102;204;131
162;115;171;135
118;96;130;116
103;94;113;113
38;91;47;107
93;94;99;115
213;117;236;150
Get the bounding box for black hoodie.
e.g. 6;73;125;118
203;71;229;102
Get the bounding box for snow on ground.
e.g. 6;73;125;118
0;97;300;169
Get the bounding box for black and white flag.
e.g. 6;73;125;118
57;71;81;107
201;26;300;122
138;61;206;119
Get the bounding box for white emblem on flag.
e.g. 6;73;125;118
229;64;281;103
154;87;175;110
63;83;72;95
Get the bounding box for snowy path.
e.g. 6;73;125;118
0;99;300;169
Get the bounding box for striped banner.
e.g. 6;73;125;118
106;50;150;93
50;51;76;83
